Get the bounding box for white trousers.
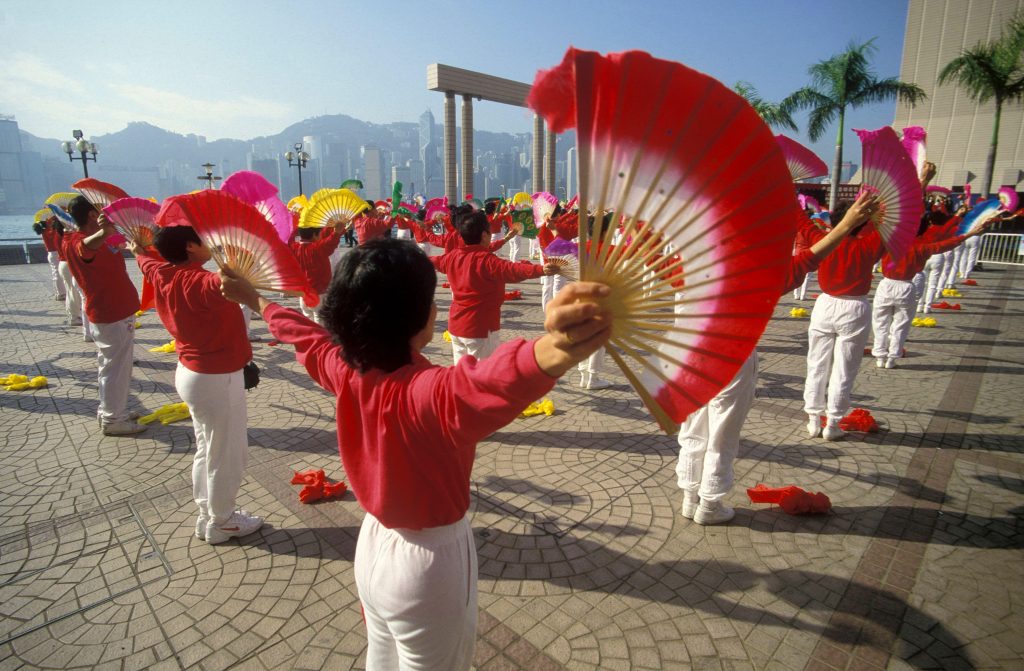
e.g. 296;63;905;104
395;228;411;240
91;317;136;424
911;272;926;304
507;235;523;262
578;346;606;377
48;251;65;298
540;275;553;313
871;278;915;361
356;513;477;671
528;237;540;259
793;271;815;300
803;294;871;422
960;236;981;279
299;294;325;325
919;255;944;311
939;248;957;288
451;331;499;366
175;364;248;525
58;261;88;332
676;351;758;502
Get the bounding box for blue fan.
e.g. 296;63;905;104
47;204;77;231
957;198;1001;235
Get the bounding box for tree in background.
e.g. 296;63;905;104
782;39;926;207
938;12;1024;197
734;81;798;131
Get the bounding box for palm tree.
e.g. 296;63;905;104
782;39;926;207
734;81;798;131
938;12;1024;197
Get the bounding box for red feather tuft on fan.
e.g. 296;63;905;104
73;178;130;209
156;190;318;306
775;135;828;182
528;48;800;432
855;127;924;262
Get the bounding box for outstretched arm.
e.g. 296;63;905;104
534;282;613;377
807;191;879;259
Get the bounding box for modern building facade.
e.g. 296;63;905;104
894;0;1024;192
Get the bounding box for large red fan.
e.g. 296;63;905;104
854;127;923;261
156;190;318;306
776;135;828;182
73;178;130;209
103;197;160;247
528;48;800;433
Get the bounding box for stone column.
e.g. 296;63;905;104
544;123;556;194
532;114;544;194
444;92;457;203
461;95;474;199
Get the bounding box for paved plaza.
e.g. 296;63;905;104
0;255;1021;670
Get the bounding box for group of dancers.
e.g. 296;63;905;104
29;161;998;668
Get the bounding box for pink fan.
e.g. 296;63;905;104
529;48;800;432
565;194;579;209
103;197;161;247
901;126;927;179
532;191;559;225
775;135;828;182
73;178;130;210
854;127;923;261
797;194;822;213
221;170;294;243
156;190;318;306
998;186;1019;212
926;185;951;196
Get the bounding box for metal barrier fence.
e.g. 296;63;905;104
0;239;46;265
978;233;1024;266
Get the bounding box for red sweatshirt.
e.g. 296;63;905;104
290;229;341;294
431;246;545;337
414;227;505;253
263;303;555;529
137;255;251;374
353;215;391;244
41;226;61;253
816;229;884;297
881;235;968;281
63;231;140;323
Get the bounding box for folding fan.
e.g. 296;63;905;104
532;191;559;225
221;171;293;243
900;126;927;179
546;255;580;281
299;188;369;229
775;135;828;182
511;192;533;208
47;204;77;230
854;127;923;261
797;193;822;213
287;194;309;212
103;197;161;247
156;190;318;305
956;198;1002;235
34;208;52;222
340;179;363;190
425;202;449;223
528;48;801;432
926;185;951;196
998;186;1019;212
44;192;79;209
73;178;130;209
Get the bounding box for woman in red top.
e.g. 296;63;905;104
132;226;261;545
290;225;341;324
219;238;612;670
35;216;66;301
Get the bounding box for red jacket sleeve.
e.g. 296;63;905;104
485;256;546;283
781;250;820;294
263;303;346;395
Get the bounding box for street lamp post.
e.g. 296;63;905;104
285;142;310;196
197;163;222;189
61;129;98;178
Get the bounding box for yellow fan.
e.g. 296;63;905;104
299;188;369;229
511;191;533;208
287;194;309;212
44;192;78;208
33;208;52;222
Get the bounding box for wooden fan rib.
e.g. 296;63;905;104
616;318;762;352
615;330;744;384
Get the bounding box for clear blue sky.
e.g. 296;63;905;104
0;0;911;164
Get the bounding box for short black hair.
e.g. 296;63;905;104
919;209;949;237
456;210;489;245
297;227;319;242
319;238;436;373
69;196;94;227
153;225;202;264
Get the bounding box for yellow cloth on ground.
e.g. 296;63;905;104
148;340;176;353
520;398;555;417
139;402;191;425
789;308;810;318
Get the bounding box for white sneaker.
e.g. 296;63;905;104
806;415;822;438
585;376;613;390
578;371;589;388
822;424;846;441
694;500;735;525
206;510;264;545
102;420;147;436
680;492;698;519
876;358;885;368
885;358;897;369
923;306;931;314
195;515;209;540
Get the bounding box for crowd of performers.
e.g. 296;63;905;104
28;162;1001;668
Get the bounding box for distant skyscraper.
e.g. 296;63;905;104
419;109;442;197
392;164;412;196
0;115;29;214
362;144;385;200
406;158;423;196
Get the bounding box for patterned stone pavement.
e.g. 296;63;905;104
0;254;1021;670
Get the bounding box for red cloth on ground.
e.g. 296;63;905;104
136;255;251;374
63;231;140;323
504;290;522;300
820;408;879;432
431;246;545;338
264;304;556;529
963;279;978;286
747;484;832;514
291;468;348;504
932;301;962;310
